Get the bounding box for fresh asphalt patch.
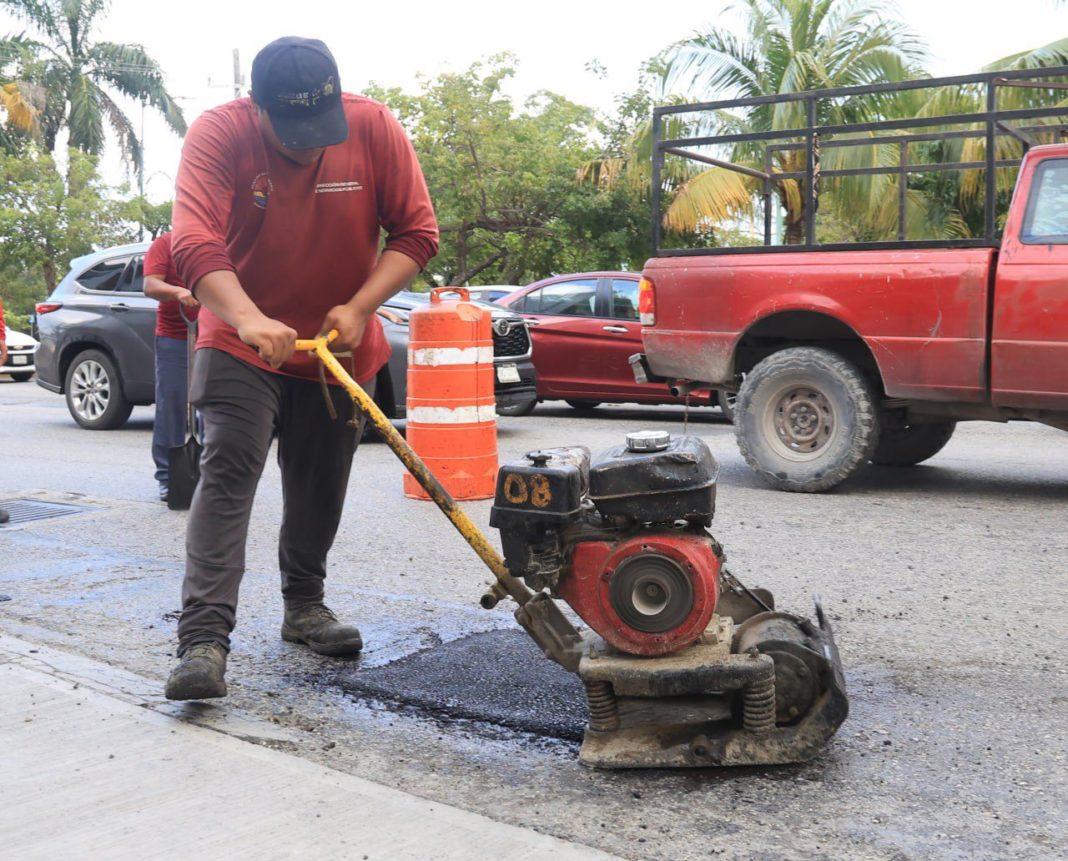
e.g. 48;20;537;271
334;629;589;741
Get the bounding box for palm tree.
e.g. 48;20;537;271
661;0;927;243
0;78;40;150
0;0;185;176
911;38;1068;237
0;33;42;152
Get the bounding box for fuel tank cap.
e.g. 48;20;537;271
625;430;671;453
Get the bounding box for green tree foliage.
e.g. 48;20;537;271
0;145;135;313
369;57;648;286
0;0;186;178
129;196;171;239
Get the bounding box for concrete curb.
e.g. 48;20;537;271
0;635;618;860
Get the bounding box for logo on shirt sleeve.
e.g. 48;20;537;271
251;173;273;209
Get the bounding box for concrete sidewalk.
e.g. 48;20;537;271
0;635;616;860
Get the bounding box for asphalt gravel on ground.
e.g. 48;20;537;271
1;379;1066;861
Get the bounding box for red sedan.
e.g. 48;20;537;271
497;272;731;416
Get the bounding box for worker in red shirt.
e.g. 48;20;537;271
165;36;438;700
143;231;200;503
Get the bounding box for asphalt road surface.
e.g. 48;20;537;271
1;378;1065;860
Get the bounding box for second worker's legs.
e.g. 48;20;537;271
151;334;189;500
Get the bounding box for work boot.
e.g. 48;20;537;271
164;642;227;700
281;603;363;657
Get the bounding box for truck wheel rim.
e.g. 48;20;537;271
765;385;836;461
71;360;110;421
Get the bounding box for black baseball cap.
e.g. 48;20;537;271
250;36;348;150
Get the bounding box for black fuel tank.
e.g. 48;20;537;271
588;433;717;524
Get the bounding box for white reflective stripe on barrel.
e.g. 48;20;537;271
408;346;495;367
408;405;497;424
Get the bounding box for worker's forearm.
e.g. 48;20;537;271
346;250;420;316
143;276;187;302
193;270;267;329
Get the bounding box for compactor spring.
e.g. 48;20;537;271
584;680;620;732
743;678;776;734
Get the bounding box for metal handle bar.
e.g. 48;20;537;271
294;330;533;608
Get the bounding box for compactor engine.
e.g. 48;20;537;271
491;431;848;768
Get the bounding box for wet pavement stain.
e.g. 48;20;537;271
333;629;589;741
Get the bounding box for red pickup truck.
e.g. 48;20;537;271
636;68;1068;492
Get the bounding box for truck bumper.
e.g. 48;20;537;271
641;330;733;386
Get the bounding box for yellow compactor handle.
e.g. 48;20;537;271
295;330;532;608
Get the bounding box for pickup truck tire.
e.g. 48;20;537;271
871;421;956;466
735;347;878;492
64;349;134;430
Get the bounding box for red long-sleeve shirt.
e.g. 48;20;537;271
0;296;5;342
144;232;198;341
172;95;438;383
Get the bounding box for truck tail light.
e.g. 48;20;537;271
35;302;63;314
638;277;656;325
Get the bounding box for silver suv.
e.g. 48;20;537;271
35;242;155;429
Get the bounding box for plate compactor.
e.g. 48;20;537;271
296;334;848;769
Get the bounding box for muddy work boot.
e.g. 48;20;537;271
281;603;363;657
164;642;228;700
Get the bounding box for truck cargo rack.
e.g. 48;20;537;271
652;66;1068;256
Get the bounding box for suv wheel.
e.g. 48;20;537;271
65;349;133;430
10;372;34;383
735;347;878;492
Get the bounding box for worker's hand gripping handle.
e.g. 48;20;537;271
295;330;533;608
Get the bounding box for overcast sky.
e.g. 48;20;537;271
2;0;1065;198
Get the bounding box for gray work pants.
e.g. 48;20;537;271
177;348;372;654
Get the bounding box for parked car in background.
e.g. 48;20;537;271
463;286;519;304
377;291;537;417
35;242;154;428
497;272;732;416
34;244;536;430
1;328;39;382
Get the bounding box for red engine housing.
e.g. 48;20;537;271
556;533;720;656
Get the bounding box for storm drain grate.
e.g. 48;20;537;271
0;499;94;525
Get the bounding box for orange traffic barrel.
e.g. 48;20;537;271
404;287;498;500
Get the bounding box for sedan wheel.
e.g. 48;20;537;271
64;349;133;430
